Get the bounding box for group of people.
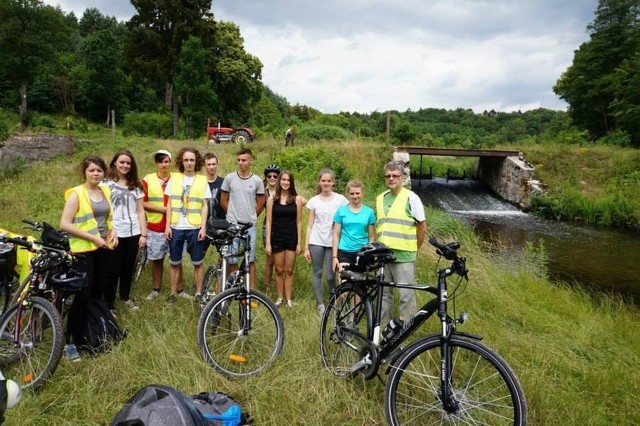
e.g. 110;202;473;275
58;145;427;359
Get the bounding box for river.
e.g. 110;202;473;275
413;178;640;305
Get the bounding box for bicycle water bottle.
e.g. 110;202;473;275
381;317;404;346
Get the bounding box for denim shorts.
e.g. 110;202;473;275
228;225;257;264
146;230;169;261
168;228;206;266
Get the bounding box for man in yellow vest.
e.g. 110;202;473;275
376;161;426;328
164;147;211;303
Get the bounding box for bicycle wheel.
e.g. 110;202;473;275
197;288;284;377
200;266;220;310
133;247;147;284
385;334;527;425
0;296;64;391
320;284;373;377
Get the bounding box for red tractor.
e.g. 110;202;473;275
207;122;254;144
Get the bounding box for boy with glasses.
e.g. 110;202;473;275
376;161;426;328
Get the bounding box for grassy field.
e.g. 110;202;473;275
1;133;639;424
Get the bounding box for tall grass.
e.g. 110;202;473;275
1;134;639;424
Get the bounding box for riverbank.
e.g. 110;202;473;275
1;136;638;424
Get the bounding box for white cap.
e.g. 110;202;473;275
152;149;172;161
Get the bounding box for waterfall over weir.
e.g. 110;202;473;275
412;178;526;216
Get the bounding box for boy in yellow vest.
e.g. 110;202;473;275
164;148;211;302
376;161;426;328
142;150;176;300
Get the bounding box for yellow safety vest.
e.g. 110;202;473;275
0;228;34;283
169;174;207;226
145;173;168;224
64;184;112;253
376;188;417;252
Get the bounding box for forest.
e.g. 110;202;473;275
1;0;639;147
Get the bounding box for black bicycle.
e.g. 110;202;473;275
320;239;527;425
197;222;284;378
0;219;85;391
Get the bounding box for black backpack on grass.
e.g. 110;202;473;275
110;384;251;426
80;298;126;353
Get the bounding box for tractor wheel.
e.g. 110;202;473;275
232;130;251;144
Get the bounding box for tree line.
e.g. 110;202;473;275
0;0;638;147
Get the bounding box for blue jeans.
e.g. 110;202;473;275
168;228;206;266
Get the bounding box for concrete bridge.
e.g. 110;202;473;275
392;146;544;209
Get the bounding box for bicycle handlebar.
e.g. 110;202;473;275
0;235;33;250
22;218;41;229
428;237;460;261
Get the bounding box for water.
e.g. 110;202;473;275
414;178;640;304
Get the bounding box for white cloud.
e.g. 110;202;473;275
42;0;599;114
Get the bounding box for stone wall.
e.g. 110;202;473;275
477;155;544;209
0;134;74;169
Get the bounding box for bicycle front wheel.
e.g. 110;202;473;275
0;296;64;391
385;334;527;425
197;288;284;377
133;247;147;284
320;283;373;377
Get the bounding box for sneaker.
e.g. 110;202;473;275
145;290;160;300
64;344;81;363
123;299;139;310
178;290;194;300
166;294;177;303
317;304;326;316
275;298;283;308
286;300;293;309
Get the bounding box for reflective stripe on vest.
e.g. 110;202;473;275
64;184;112;253
145;173;166;224
169;174;207;226
376;188;417;252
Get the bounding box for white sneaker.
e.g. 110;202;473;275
123;299;139;310
286;299;293;309
145;290;160;300
275;298;283;308
317;304;326;316
178;291;194;300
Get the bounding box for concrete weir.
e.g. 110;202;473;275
393;147;545;210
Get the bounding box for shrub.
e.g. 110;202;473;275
122;112;173;138
298;124;351;141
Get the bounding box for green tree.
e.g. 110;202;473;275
126;0;214;136
174;36;217;138
210;21;263;125
0;0;72;128
554;0;640;145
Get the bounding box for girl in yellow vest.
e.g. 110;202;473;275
60;155;116;360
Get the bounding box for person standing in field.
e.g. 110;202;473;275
220;148;265;289
262;164;281;293
104;149;147;312
142;149;177;300
164;147;211;302
376;161;426;328
202;152;226;257
304;169;347;315
284;125;295;147
332;179;376;271
265;170;303;308
60;155;117;360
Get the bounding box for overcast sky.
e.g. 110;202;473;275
43;0;599;114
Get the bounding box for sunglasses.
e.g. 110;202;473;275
267;174;278;179
385;174;402;179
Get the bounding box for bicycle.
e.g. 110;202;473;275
197;222;285;378
320;239;527;425
0;219;85;391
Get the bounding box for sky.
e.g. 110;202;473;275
42;0;600;114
